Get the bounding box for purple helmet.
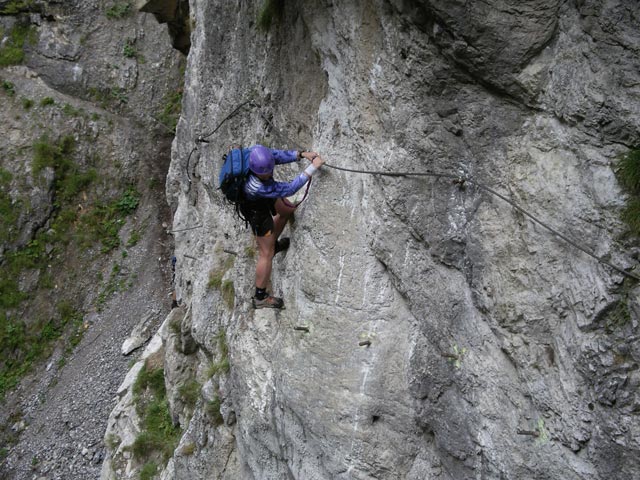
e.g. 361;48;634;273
249;145;274;174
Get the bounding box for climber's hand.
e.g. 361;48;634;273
312;156;325;168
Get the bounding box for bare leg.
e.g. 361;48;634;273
273;198;295;240
255;233;276;289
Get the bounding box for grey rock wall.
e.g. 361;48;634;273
105;0;640;479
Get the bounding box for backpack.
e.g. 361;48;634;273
218;147;251;203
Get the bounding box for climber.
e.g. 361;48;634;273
241;145;324;309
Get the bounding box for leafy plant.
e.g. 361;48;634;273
448;344;467;369
535;418;549;445
123;39;136;59
2;80;16;96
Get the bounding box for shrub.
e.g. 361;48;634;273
40;97;55;106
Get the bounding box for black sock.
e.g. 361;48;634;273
255;287;268;300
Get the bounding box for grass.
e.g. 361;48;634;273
139;462;158;480
0;168;20;244
0;23;36;66
105;1;132;19
131;362;181;463
221;281;235;309
207;269;223;290
0;302;83;399
205;396;224;426
207;330;230;378
157;89;183;133
77;186;140;253
0;1;36;14
32;135;98;204
21;97;33;109
0;137;140;397
178;380;201;408
617;148;640;236
257;0;285;32
207;257;235;309
40;97;55;107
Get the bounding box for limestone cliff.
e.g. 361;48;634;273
104;1;640;479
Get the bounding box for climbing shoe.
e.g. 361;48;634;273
275;237;290;255
252;295;285;309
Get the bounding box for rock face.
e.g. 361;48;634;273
104;1;640;479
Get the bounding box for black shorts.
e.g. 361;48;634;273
242;200;276;237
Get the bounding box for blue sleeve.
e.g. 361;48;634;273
254;173;309;198
271;148;299;165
